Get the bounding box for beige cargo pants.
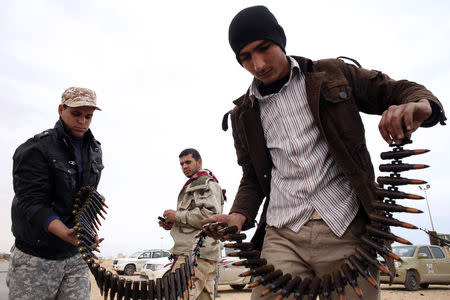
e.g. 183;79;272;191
251;218;380;300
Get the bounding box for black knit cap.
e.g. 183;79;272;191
228;5;286;63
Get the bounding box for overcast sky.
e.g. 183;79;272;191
1;0;449;258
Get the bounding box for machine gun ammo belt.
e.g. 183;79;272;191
74;139;435;299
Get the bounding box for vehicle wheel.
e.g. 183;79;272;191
420;283;429;289
124;264;136;276
404;270;419;291
230;284;246;290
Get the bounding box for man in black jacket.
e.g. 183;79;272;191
7;87;105;299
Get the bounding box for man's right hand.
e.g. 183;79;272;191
378;99;432;145
201;213;247;239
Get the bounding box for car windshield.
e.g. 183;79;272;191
129;251;142;258
392;246;416;257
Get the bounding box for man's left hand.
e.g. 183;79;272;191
378;99;432;145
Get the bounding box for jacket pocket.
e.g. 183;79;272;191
91;160;104;185
178;196;194;210
321;79;353;104
53;160;77;191
193;189;212;204
91;160;104;174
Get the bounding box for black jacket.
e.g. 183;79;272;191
11;119;104;259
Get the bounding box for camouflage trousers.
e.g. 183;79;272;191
173;254;218;300
6;246;90;300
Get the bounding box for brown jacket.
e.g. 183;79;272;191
229;56;445;249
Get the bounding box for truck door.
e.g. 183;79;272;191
430;246;450;282
417;246;435;282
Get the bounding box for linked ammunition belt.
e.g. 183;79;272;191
202;139;431;299
73;139;431;299
73;186;211;300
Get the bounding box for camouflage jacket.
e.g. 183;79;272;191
170;175;224;261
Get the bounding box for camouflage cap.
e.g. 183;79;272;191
61;87;101;110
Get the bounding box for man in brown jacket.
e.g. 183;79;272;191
203;5;446;300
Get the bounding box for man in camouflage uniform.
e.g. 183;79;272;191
7;87;104;299
159;148;224;300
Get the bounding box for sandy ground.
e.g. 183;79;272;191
90;281;450;300
90;260;450;300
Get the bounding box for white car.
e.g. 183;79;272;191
140;246;252;290
218;246;253;290
112;249;171;276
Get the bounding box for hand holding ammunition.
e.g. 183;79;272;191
47;219;79;246
378;99;432;145
201;213;247;236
